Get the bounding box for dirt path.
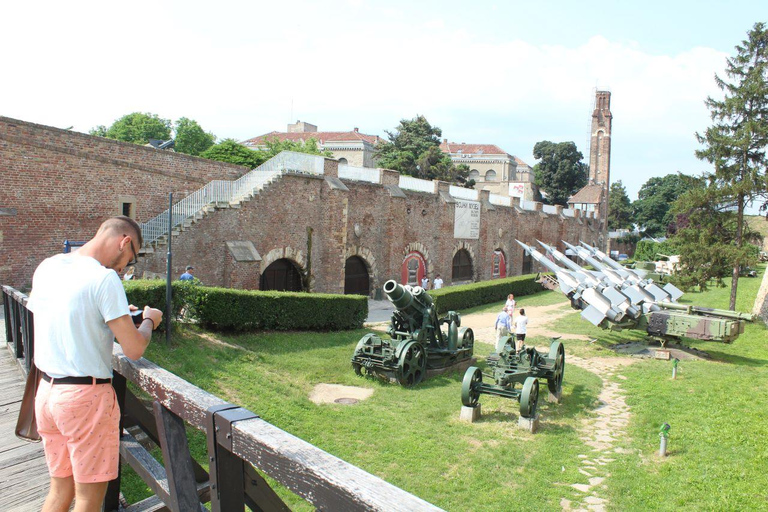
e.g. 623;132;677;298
460;302;593;344
461;304;635;512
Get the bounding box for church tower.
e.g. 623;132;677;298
589;90;612;187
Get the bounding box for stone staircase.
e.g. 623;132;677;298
138;151;326;254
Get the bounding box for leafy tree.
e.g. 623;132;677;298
90;112;172;145
200;139;264;169
607;180;633;230
531;141;588;205
375;115;475;187
200;137;332;169
670;175;760;291
632;174;693;237
174;117;216;156
694;22;768;309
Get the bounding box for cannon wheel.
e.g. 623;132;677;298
520;377;539;418
459;327;474;349
397;341;426;387
461;366;482;407
547;340;565;395
353;363;363;376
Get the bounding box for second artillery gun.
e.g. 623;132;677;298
518;240;755;346
461;337;565;419
351;279;474;386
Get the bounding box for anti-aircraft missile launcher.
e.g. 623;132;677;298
351;280;474;386
518;240;754;345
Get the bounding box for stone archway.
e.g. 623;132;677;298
345;245;378;296
451;241;476;282
260;247;308;290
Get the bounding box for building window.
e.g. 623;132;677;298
469;169;480;181
522;249;533;274
118;196;137;219
338;158;348;165
485;169;497;181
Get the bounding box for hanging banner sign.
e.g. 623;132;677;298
454;200;480;239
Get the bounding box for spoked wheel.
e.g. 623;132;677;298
547;341;565;395
520;377;539;418
397;341;426;387
459;327;474;349
461;366;483;407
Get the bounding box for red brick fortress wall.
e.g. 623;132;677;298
0;116;249;290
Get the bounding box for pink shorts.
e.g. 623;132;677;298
35;378;120;483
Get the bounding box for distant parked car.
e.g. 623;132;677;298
617;254;629;261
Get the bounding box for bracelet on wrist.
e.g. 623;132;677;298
142;317;157;330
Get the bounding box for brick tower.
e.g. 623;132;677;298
588;90;612;238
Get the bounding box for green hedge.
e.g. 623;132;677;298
194;287;367;331
123;280;367;332
634;240;679;262
428;274;543;313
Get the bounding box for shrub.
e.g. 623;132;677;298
194;287;367;332
634;240;680;262
428;274;543;313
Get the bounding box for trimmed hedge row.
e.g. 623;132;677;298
194;287;367;331
428;274;544;313
123;280;368;332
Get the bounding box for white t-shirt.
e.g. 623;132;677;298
421;278;429;289
433;277;443;289
29;253;130;379
505;299;516;311
515;315;528;335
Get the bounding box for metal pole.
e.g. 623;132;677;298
166;193;173;346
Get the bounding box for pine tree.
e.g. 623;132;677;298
694;22;768;310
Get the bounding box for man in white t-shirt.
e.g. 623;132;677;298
421;276;430;290
514;309;528;353
29;216;163;512
433;274;444;289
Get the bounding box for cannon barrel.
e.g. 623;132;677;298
383;279;433;314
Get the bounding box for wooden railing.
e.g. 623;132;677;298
2;285;442;512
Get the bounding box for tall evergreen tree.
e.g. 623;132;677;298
694;22;768;309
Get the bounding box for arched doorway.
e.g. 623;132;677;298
452;249;473;282
344;256;370;295
260;259;303;291
401;252;426;285
492;250;507;278
522;249;533;274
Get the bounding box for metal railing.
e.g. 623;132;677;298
140;151;325;247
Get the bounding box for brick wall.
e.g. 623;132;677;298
1;115;600;295
0;116;249;290
139;161;599;294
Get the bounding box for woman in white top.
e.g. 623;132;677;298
504;294;515;316
514;308;528;353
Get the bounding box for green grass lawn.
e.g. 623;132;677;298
125;268;768;511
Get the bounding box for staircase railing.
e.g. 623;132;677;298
140;151;327;247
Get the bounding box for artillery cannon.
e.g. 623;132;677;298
351;279;474;386
518;239;755;346
461;338;565;418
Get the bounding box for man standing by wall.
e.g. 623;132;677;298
29;216;163;512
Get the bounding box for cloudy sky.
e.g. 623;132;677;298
2;1;765;205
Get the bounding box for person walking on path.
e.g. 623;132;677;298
495;307;512;353
433;274;443;289
29;216;163;512
421;276;430;290
505;294;516;317
514;308;529;353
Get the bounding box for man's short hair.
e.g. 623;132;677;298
186;265;194;271
97;216;144;247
